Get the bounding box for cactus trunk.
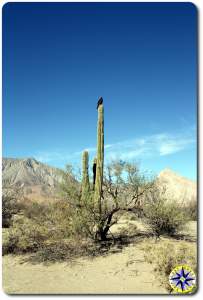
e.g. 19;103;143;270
81;150;90;201
94;103;104;214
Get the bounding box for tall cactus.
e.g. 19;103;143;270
81;150;90;201
94;100;104;214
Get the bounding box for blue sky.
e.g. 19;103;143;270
3;2;197;180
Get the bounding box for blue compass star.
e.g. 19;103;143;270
171;267;195;291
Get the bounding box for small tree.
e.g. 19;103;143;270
61;160;155;241
99;160;155;240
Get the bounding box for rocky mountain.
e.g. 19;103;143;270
2;158;64;200
2;158;196;204
157;168;197;204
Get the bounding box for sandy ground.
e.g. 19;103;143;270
3;244;166;294
2;220;196;294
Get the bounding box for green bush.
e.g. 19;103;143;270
3;200;73;255
3;215;49;254
3;216;98;261
144;197;187;237
23;200;73;237
185;200;197;221
2;191;22;228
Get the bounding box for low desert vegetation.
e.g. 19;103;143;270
184;199;197;221
3;160;195;262
2;163;197;296
2;99;196;268
143;240;197;292
2;187;24;228
3;199;103;262
3;161;154;257
3;200;72;255
2;101;197;294
60;160;156;241
143;188;188;237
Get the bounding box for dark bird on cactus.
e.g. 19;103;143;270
97;97;103;109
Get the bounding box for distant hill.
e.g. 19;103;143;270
157;168;197;204
2;158;64;200
2;158;197;204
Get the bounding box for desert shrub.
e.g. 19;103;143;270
70;209;93;238
3;215;49;254
128;214;137;221
3;199;74;255
22;201;49;220
2;229;11;255
3;220;99;262
144;194;187;237
60;166;97;239
23;200;73;238
185;200;197;221
143;240;197;292
2;189;23;227
29;239;98;263
2;195;97;256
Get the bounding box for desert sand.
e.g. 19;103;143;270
3;219;197;294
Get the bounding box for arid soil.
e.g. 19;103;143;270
2;220;196;294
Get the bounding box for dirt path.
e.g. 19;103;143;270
3;220;196;294
3;242;166;294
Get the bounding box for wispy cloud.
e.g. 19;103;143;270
159;139;194;156
34;126;196;167
104;129;195;161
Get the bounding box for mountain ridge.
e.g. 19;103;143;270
157;167;196;204
158;168;196;183
2;157;64;200
2;157;197;203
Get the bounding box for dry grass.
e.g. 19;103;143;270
143;238;197;293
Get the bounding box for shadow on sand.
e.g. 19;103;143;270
19;228;196;266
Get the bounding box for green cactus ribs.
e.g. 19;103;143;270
94;97;104;215
81;150;90;201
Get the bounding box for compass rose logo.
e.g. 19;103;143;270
169;265;196;294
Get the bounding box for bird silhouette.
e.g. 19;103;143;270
97;97;103;109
